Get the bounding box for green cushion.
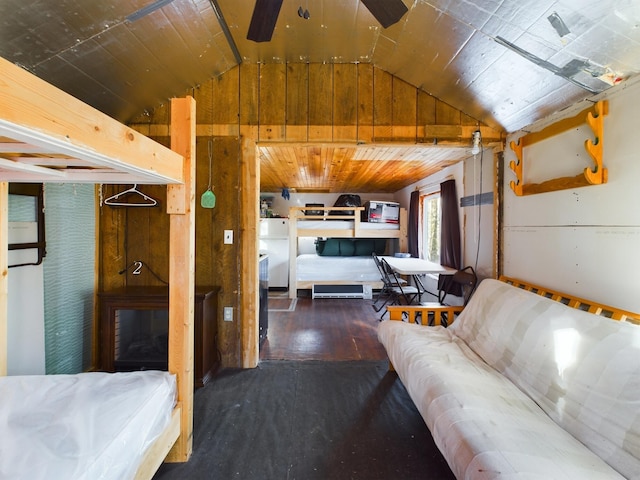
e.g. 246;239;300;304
374;239;387;254
339;239;355;256
354;239;374;255
319;238;341;256
317;238;386;256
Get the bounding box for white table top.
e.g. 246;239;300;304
382;256;456;275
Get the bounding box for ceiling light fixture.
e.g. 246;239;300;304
471;130;482;155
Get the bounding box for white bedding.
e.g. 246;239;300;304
0;370;176;480
296;254;380;282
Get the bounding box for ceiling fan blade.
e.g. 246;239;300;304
360;0;408;28
247;0;284;42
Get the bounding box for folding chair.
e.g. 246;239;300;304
372;253;396;313
372;253;419;315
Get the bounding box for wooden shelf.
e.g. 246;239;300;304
509;100;608;196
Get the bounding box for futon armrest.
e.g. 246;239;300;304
386;304;463;326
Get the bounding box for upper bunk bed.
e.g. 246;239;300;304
289;205;407;240
288;205;408;299
0;55;195;478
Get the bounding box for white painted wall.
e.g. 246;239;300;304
503;77;640;313
7;223;45;375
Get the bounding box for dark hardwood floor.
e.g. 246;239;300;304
260;292;388;361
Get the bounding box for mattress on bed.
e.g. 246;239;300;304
0;370;176;480
296;220;399;230
296;253;381;282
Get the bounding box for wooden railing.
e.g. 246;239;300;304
386;276;640;326
386;304;463;326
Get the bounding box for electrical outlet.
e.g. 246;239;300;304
224;230;233;244
223;306;233;322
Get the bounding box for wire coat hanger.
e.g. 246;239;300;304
104;184;157;207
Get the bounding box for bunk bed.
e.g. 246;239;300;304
288;206;408;299
0;56;195;478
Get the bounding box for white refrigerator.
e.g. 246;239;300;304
259;218;289;288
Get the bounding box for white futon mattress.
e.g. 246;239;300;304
0;370;176;480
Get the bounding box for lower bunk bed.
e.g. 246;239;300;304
0;371;179;480
296;253;383;299
1;56;195;477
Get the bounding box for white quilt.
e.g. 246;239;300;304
378;279;640;479
0;370;176;480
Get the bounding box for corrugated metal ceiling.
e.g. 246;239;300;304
1;0;638;131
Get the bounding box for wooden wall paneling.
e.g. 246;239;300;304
210;136;241;367
308;63;334;141
392;76;418;142
286;63;309;142
435;99;461;125
194;138;215;286
357;63;374;143
425;99;463;143
239;64;259;140
145;184;170;285
373;68;393;141
461;112;478;127
99;185;128;292
333;63;358;142
125;207;153;286
258;63;286;141
416;89;436;142
195;82;214;132
212;67;240;137
240;138;259;368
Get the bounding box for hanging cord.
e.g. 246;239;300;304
119;260;168;285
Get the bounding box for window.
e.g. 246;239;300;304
420;192;441;262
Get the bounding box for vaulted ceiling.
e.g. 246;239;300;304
1;0;639;191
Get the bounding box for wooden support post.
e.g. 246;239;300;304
0;182;7;376
241;138;259;368
166;96;196;462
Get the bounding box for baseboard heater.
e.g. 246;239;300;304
312;284;372;300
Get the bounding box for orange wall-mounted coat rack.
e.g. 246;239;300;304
509;100;608;196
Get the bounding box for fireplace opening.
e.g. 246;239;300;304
114;308;168;371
